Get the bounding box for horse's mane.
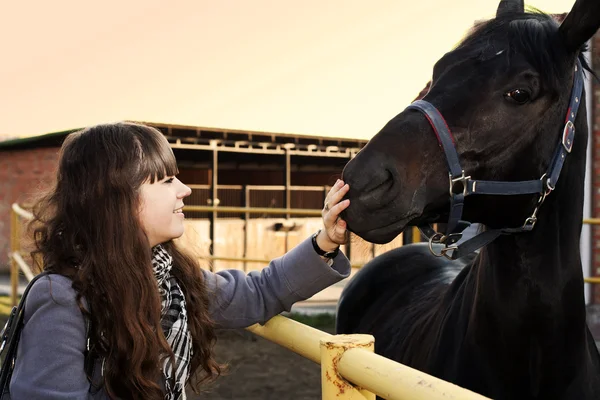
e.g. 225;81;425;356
456;11;591;90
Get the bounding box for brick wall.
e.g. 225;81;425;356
592;32;600;303
0;147;60;269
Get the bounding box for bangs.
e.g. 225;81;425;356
128;123;179;184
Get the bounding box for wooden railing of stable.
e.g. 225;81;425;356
9;203;35;306
9;203;600;399
10;203;600;291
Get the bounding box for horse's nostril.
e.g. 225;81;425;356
366;170;394;194
377;175;394;191
351;174;397;212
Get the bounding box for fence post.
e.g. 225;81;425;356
243;185;249;273
284;147;291;220
412;226;421;243
10;208;20;306
320;334;375;400
209;148;218;272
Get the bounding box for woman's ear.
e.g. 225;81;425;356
559;0;600;53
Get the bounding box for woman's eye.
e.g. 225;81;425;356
165;177;174;184
504;89;531;105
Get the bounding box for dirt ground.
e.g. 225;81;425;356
188;326;334;400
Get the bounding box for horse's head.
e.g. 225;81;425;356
342;0;600;244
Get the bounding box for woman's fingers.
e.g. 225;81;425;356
321;179;350;245
323;180;349;213
327;199;350;224
323;180;342;210
329;183;349;208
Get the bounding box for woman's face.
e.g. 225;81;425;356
138;175;192;247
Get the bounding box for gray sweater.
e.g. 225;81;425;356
8;237;350;399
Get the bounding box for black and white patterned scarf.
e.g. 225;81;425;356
152;245;192;400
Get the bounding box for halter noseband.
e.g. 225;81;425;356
407;59;584;260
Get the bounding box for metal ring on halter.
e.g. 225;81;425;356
428;232;459;259
428;233;445;257
541;171;557;192
538;173;552;200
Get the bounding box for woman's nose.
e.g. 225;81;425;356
178;180;192;198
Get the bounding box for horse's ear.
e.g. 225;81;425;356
559;0;600;53
496;0;524;17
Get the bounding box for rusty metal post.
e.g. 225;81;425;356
320;335;376;400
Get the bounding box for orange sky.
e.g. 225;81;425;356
0;0;577;140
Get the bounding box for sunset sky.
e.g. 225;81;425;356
0;0;578;140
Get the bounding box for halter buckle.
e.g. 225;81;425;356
449;171;471;197
562;120;575;153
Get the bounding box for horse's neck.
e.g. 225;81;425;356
474;158;587;341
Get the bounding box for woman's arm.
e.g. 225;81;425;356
204;236;351;329
10;274;91;399
205;179;352;329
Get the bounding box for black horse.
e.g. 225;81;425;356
336;0;600;399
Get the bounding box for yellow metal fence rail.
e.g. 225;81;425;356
248;315;490;399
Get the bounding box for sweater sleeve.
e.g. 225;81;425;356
10;274;90;399
204;236;351;329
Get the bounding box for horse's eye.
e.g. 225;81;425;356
504;89;531;105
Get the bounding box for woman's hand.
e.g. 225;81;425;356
317;179;350;252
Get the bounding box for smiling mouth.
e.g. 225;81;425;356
173;207;183;214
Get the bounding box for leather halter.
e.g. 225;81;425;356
406;59;584;260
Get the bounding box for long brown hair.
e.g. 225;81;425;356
30;122;221;399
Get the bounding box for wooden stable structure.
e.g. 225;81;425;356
151;122;366;255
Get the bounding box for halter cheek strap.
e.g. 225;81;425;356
406;59;584;260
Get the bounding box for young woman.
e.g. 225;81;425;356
9;122;351;399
